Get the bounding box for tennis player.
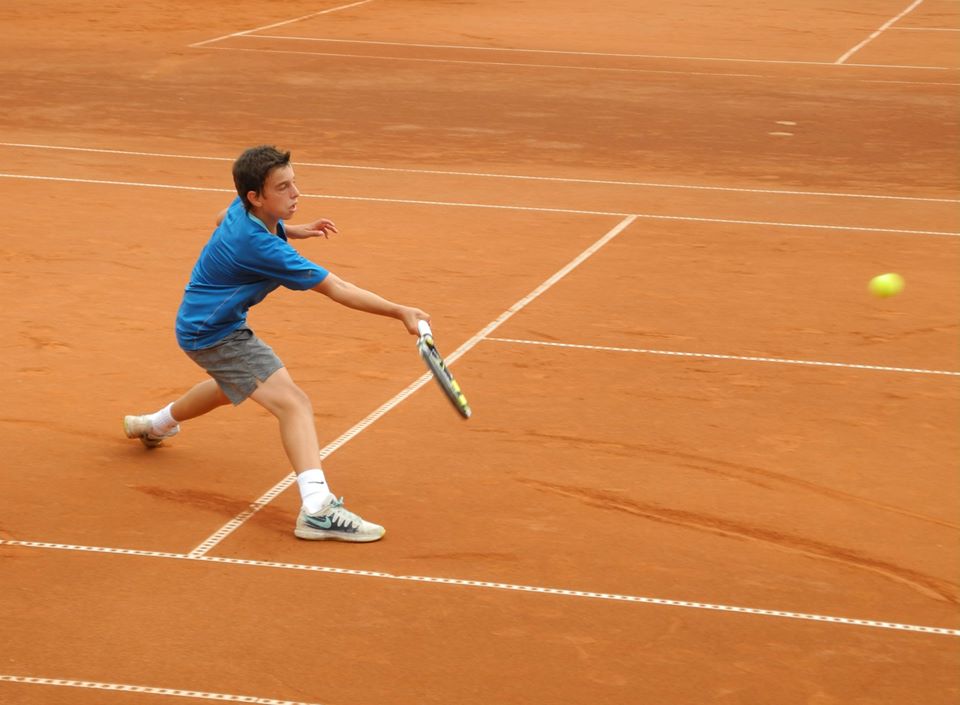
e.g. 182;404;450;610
124;145;429;542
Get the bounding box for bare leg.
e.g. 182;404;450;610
171;379;231;422
246;368;383;540
248;367;322;473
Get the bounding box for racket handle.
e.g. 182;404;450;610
417;319;433;338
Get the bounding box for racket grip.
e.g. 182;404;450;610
417;319;433;338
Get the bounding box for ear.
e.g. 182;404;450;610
246;190;262;208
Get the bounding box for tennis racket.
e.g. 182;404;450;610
417;320;472;419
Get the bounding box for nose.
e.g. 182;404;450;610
290;182;300;198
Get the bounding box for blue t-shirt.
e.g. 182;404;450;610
176;197;329;350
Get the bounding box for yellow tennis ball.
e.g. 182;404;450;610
869;273;904;298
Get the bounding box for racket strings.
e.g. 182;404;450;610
418;335;472;418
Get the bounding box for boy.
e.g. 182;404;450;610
124;145;428;543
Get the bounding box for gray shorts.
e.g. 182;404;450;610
184;328;284;405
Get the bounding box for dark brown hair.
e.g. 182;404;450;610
232;145;291;210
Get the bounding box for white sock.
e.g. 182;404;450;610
150;403;179;435
297;469;335;513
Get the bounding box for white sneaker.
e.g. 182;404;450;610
123;414;180;449
294;497;385;542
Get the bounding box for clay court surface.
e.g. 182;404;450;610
1;1;959;703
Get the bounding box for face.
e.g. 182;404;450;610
248;164;299;222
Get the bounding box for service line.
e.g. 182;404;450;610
484;338;960;377
0;173;956;237
3;140;957;203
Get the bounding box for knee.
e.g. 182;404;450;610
273;383;314;418
291;384;313;414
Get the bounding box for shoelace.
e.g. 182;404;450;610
326;498;362;529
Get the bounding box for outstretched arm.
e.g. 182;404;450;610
313;273;429;334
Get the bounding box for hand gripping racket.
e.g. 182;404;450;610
417;320;472;419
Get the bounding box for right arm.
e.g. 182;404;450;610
313;273;429;335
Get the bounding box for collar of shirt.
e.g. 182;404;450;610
245;210;285;238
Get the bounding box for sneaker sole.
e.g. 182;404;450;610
294;527;386;542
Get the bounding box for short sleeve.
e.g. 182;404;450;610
236;232;329;290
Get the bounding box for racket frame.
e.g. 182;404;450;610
417;321;471;419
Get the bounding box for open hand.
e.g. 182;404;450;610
289;219;339;239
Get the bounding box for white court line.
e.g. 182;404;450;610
485;338;960;377
836;0;927;64
204;44;763;78
0;673;324;704
187;368;438;556
188;0;374;48
4;141;957;203
1;173;958;237
859;78;960;86
188;215;638;556
205;44;954;75
2;540;958;637
226;34;955;71
187;472;296;558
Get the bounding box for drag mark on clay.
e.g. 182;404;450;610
20;333;72;352
521;479;959;605
0;416;98;441
511;430;959;531
131;486;289;528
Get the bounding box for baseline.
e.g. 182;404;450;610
2;539;957;638
200;43;957;76
0;674;324;705
214;34;957;72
